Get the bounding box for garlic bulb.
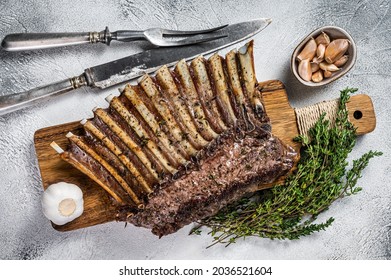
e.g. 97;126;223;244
41;182;84;225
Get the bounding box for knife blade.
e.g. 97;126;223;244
0;18;271;116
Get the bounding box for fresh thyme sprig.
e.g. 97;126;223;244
191;88;382;247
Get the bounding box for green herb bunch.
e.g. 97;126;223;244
191;88;382;247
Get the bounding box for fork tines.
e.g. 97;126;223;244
148;24;228;47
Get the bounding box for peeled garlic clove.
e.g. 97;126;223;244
298;59;312;81
319;61;340;72
316;44;326;61
325;39;349;63
312;70;324;83
323;70;332;78
334;55;349;67
297;38;317;62
315;32;330;45
311;62;320;73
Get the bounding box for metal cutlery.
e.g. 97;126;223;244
1;25;228;51
0;18;272;115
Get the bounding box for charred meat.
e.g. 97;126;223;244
52;41;297;235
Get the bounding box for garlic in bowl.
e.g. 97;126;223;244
291;26;357;87
41;182;84;225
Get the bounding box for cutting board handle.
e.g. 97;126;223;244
294;94;376;137
346;94;376;135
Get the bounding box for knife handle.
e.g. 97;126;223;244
0;74;87;116
1;27;114;51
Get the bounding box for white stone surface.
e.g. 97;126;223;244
0;0;390;259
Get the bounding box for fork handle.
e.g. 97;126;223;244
1;27;116;51
112;30;145;42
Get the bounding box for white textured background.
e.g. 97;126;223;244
0;0;390;260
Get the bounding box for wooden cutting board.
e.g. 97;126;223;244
34;80;376;231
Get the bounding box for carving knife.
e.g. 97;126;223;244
0;18;272;116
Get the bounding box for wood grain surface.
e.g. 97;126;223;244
34;80;376;231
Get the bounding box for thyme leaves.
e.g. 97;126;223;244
192;88;382;247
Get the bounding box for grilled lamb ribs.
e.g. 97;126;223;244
128;126;295;236
53;41;297;235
